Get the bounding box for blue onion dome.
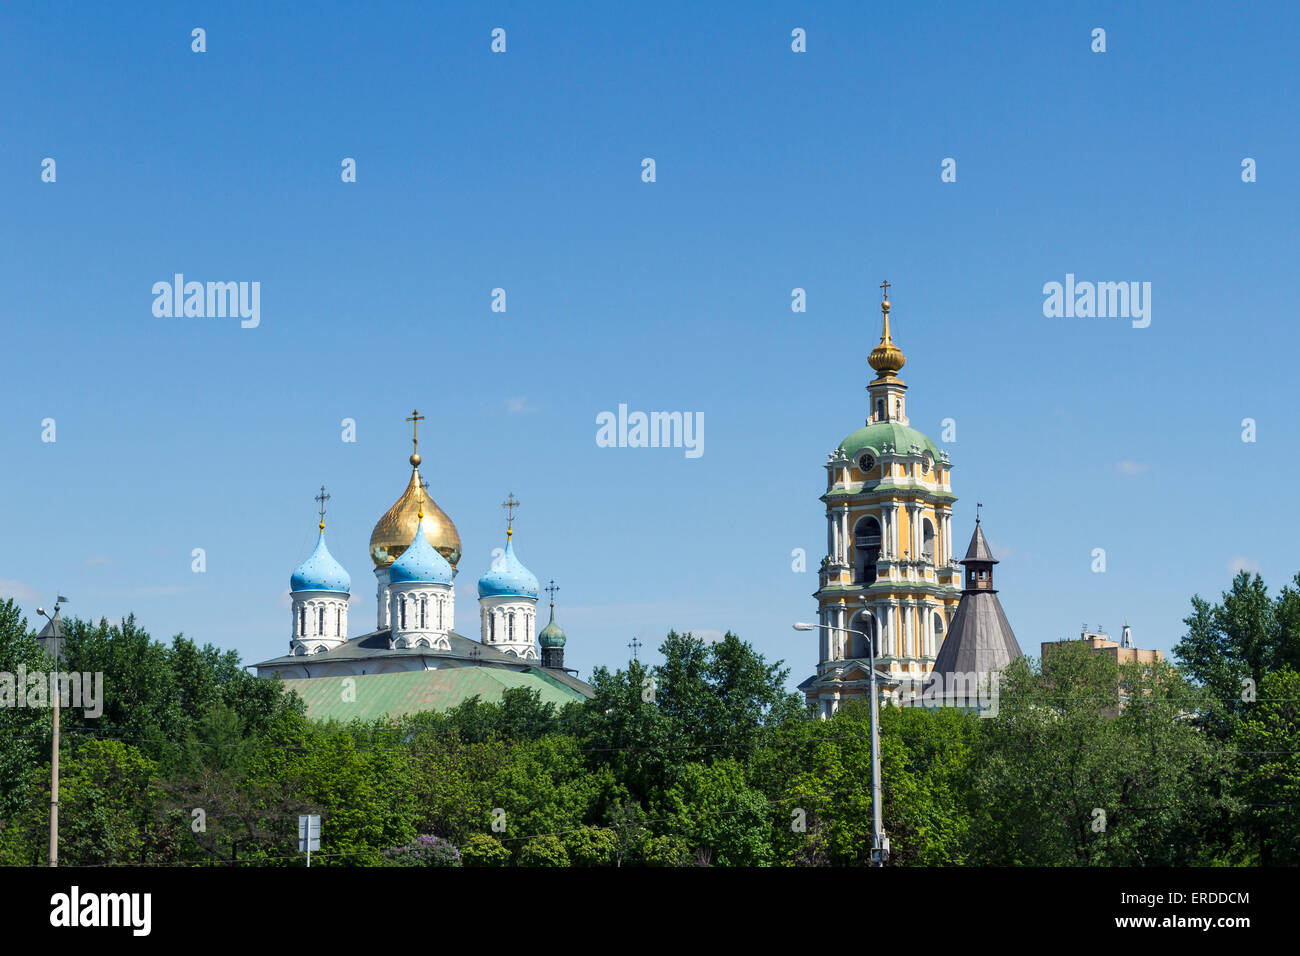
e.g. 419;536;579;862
538;604;566;649
291;531;351;594
389;516;456;585
477;536;539;599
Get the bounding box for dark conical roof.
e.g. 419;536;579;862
962;522;997;563
930;591;1022;677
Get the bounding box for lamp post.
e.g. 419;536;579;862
37;596;67;868
794;620;889;866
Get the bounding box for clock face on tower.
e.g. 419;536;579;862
860;453;876;473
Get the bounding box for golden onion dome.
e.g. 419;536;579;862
370;463;462;569
867;297;906;377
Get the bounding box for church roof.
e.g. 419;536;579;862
930;591;1022;678
962;522;997;563
279;667;590;722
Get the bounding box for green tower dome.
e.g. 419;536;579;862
837;421;940;466
538;606;566;649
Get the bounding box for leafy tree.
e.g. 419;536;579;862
460;833;511;867
1175;571;1300;736
0;599;49;819
563;825;617;866
517;834;568;866
662;757;773;866
1233;667;1300;865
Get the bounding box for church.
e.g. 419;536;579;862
800;286;1022;716
254;412;592;720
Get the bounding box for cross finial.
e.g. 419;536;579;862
502;492;520;539
315;485;331;531
628;636;642;661
545;579;560;608
406;409;426;466
879;279;891;300
976;502;983;524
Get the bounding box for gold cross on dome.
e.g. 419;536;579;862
879;279;891;299
502;492;520;525
545;580;560;606
406;409;425;452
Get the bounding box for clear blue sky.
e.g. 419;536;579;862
2;1;1297;688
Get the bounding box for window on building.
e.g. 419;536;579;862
854;516;882;584
319;607;325;635
876;399;885;421
508;612;515;642
400;597;407;629
336;607;341;636
420;598;426;629
299;607;305;636
922;519;935;563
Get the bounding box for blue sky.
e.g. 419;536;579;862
2;1;1297;688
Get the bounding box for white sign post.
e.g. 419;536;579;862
298;814;321;867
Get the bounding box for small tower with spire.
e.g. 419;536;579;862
866;281;910;426
925;512;1023;704
477;493;540;659
538;580;568;670
289;486;352;655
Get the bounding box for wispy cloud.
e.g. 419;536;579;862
0;579;41;603
1228;556;1261;576
1115;460;1151;477
504;397;537;414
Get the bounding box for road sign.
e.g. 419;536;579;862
299;814;321;865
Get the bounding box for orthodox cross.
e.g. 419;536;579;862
315;486;330;531
502;492;520;537
879;279;891;299
406;409;425;454
545;579;560;608
469;644;481;663
628;636;642;661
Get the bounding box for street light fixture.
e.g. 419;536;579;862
37;596;67;869
794;620;889;866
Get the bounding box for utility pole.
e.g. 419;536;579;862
37;596;68;868
794;620;890;866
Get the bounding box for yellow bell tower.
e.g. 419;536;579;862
800;285;964;717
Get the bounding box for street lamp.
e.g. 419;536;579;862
37;595;68;869
794;620;889;866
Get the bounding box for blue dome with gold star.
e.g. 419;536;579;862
290;532;351;594
477;538;539;598
390;518;455;585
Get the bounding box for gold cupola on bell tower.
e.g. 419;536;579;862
369;409;462;569
867;283;906;380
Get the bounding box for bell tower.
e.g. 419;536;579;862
801;285;964;717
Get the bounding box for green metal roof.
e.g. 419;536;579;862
838;422;941;464
278;666;591;723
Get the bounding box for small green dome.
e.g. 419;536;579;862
538;608;566;649
838;421;940;465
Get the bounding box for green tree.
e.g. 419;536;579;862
1233;667;1300;865
460;833;511;867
